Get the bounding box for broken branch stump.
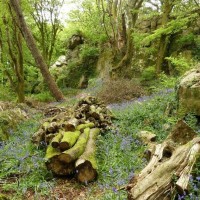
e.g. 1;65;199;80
127;120;200;200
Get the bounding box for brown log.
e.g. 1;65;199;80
46;155;75;175
127;120;200;200
75;128;100;183
58;128;90;163
31;128;45;145
47;122;59;133
61;118;79;132
51;132;63;148
45;141;75;175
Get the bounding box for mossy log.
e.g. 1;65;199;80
47;122;59;133
127;120;200;200
42;121;59;133
45;144;61;160
51;132;63;148
58;128;90;163
76;122;94;132
75;128;100;183
61;118;79;132
45;137;75;175
42;121;50;132
59;130;81;151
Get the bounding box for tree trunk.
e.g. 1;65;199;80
16;29;25;102
155;0;174;75
111;0;144;77
9;0;64;101
127;120;200;200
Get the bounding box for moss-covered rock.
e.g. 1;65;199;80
177;66;200;116
0;194;9;200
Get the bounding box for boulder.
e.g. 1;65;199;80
51;55;67;68
177;66;200;116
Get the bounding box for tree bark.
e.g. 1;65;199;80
59;130;81;151
9;0;64;101
75;128;100;183
111;0;144;77
58;128;90;163
155;0;174;75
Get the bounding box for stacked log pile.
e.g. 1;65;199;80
74;96;113;130
32;96;113;183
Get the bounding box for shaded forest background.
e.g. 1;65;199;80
0;0;199;103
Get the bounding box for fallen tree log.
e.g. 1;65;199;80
127;120;200;200
59;130;81;151
61;118;79;132
58;128;90;163
45;139;75;175
46;155;75;176
76;122;95;132
75;128;100;183
32;96;113;146
51;132;63;148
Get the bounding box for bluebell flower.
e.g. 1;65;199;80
196;176;200;181
112;187;117;193
178;194;185;200
109;168;113;174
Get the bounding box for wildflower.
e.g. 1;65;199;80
112;187;117;193
196;176;200;181
178;194;185;200
128;170;134;180
109;168;113;175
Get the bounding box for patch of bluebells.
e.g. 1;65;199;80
96;129;144;198
120;135;134;151
0;117;53;196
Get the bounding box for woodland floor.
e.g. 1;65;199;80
0;87;200;200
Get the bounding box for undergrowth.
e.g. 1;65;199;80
0;89;199;199
0;115;54;199
95;89;200;199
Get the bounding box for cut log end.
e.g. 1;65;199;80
58;153;72;163
59;142;70;151
76;160;97;183
46;156;75;175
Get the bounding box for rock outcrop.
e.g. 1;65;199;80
177;66;200;116
50;33;98;88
